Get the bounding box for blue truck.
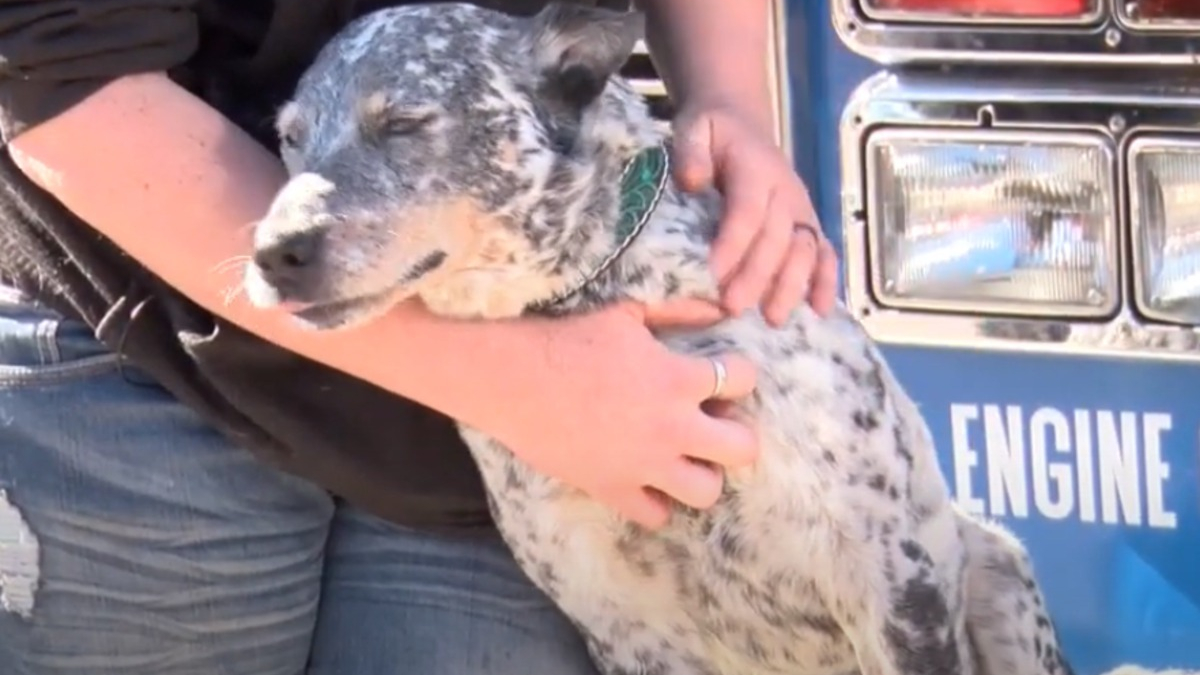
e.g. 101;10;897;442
626;1;1200;672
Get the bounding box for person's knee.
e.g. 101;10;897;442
0;439;332;675
0;309;335;674
308;507;599;675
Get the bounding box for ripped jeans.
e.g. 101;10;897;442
0;293;598;675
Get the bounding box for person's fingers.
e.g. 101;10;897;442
763;223;821;326
669;351;757;402
652;457;725;511
671;118;716;192
685;413;759;469
609;488;672;529
700;397;736;419
720;190;793;316
809;235;840;317
709;159;767;285
639;298;726;330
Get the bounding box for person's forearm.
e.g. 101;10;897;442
636;0;776;134
6;73;549;429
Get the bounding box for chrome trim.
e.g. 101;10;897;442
628;78;668;98
625;40;671;134
863;127;1119;318
1127;135;1200;324
627;40;668;98
1118;1;1200;32
840;70;1200;361
628;3;791;157
768;0;793;156
832;0;1200;65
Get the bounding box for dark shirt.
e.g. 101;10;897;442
0;0;625;530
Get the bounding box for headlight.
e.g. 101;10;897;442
1129;137;1200;325
864;0;1093;21
865;129;1118;317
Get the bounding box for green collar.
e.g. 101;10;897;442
532;142;670;310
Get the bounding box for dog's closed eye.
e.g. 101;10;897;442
383;110;438;137
358;90;440;140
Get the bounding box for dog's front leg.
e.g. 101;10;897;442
819;530;970;675
957;511;1076;675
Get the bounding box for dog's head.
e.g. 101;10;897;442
244;2;655;328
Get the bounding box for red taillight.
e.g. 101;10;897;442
1137;0;1200;19
867;0;1091;18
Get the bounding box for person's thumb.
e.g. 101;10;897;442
671;115;716;193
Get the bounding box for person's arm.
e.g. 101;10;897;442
10;73;763;528
2;3;759;528
635;0;776;135
8;72;547;425
634;0;838;321
0;0;567;430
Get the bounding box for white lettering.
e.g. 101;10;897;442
1029;407;1073;520
1143;413;1176;529
983;405;1028;518
1097;411;1141;526
949;404;985;516
946;404;1178;529
1072;409;1097;523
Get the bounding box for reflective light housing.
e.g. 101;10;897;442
1123;0;1200;28
838;0;1200;64
1129;138;1200;324
863;0;1094;21
865;129;1117;317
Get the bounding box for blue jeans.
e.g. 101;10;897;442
0;292;597;675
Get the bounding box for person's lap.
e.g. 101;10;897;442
0;295;596;675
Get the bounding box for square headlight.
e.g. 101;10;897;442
865;128;1118;317
1129;137;1200;325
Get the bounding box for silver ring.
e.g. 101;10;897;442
794;222;821;244
709;358;727;399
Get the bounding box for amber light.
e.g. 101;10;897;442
867;0;1090;17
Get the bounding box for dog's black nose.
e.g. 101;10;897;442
253;229;326;300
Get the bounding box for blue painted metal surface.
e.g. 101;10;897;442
783;1;1200;672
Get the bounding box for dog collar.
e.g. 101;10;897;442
531;142;670;311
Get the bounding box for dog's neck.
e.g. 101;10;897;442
418;121;721;319
519;138;723;317
523;142;672;312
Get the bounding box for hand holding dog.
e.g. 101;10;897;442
497;105;837;529
672;100;839;325
492;300;758;529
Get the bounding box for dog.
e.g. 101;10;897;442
243;4;1077;675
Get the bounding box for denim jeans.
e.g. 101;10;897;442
0;291;598;675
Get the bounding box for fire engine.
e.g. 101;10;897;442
622;0;1200;672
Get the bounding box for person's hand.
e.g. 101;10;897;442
671;101;839;325
485;299;757;529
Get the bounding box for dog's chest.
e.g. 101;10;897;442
454;307;927;675
461;426;860;675
448;189;953;675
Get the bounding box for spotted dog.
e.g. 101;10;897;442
243;4;1076;675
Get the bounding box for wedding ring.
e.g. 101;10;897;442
709;357;728;400
794;221;821;244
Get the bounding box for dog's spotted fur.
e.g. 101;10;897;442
244;4;1076;675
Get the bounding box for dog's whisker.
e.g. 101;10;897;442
220;281;247;307
236;219;262;236
211;255;253;276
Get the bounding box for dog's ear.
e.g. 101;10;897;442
525;2;644;113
